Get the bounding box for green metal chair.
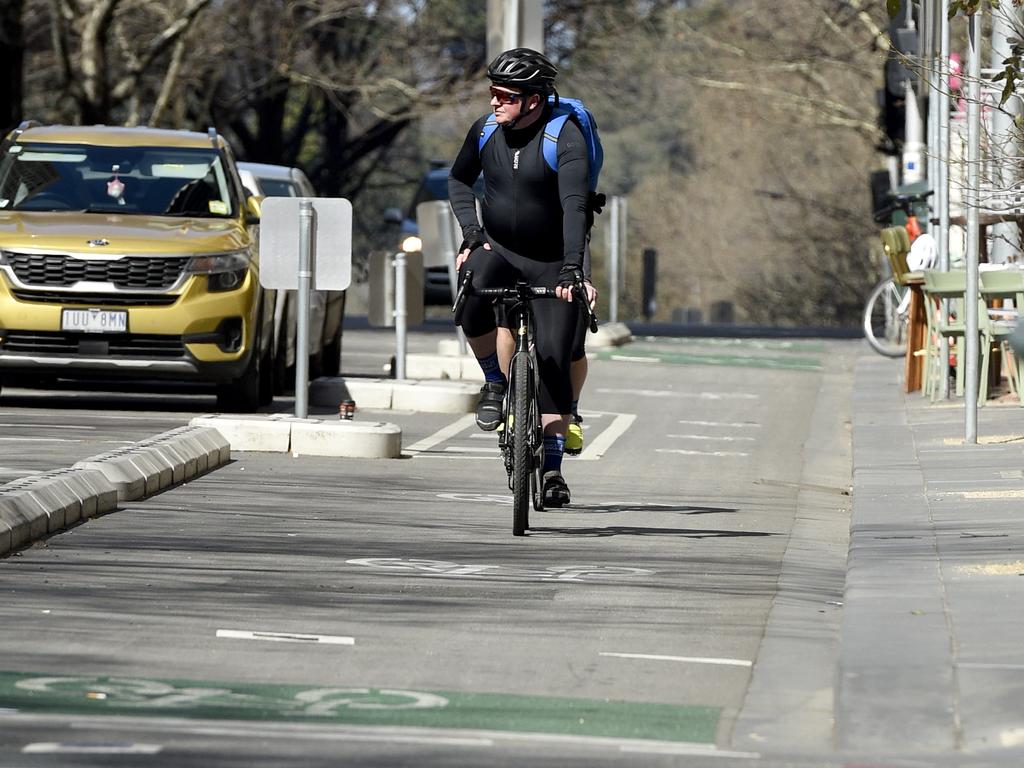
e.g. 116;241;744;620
921;269;971;402
979;268;1024;404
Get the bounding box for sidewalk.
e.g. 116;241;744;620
840;353;1024;758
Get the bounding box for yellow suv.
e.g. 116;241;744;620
0;121;275;411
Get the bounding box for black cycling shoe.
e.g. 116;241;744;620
542;470;571;507
475;381;506;431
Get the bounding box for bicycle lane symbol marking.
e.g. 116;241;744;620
345;557;655;583
11;675;449;716
1;671;722;745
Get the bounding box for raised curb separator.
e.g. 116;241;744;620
0;426;231;558
190;415;402;458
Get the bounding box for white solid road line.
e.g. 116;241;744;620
0;422;96;430
576;413;636;461
404;414;477;455
23;743;162;754
656;448;749;458
666;434;756;442
678;420;761;428
597;388;759;400
600;652;752;667
443;446;500;454
216;629;354;646
0;437;82;443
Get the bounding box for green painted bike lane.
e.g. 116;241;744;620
597;345;823;372
0;670;719;744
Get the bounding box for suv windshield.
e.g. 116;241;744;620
0;143;237;218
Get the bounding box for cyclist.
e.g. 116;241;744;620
449;47;590;507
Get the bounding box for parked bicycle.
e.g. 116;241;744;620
862;190;933;357
453;270;597;536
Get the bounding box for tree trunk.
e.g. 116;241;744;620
0;0;25;132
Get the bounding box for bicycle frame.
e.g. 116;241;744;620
497;294;545;519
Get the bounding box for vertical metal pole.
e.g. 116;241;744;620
903;4;926;184
394;251;407;380
989;6;1021;264
618;196;628;299
965;12;982;442
295;200;313;419
938;0;951;398
608;196;620;323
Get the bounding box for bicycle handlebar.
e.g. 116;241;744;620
452;270;599;333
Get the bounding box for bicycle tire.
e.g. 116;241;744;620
863;277;909;358
511;355;531;536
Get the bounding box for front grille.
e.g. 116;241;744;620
10;289;179;307
1;331;185;358
7;253;188;290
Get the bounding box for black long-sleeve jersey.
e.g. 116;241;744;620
448;105;590;267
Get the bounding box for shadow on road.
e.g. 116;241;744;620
566;503;740;515
526;526;777;538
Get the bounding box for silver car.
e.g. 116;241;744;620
239;162;344;389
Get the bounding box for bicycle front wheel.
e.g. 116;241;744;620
863;278;909;358
510;355;531;536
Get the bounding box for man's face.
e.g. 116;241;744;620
489;85;531;125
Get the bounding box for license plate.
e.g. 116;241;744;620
61;308;128;333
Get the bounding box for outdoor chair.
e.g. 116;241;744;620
880;226;919;285
922;269;971;402
979;268;1024;404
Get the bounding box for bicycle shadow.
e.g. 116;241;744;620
526;525;776;539
566;503;739;515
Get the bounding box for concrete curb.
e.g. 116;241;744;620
309;376;478;413
190;415;402;458
0;425;230;557
589;321;633;348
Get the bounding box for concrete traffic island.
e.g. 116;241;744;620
190;414;402;458
0;425;230;557
309;376;479;413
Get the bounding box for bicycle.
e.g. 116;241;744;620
453;270;597;536
862;190;933;357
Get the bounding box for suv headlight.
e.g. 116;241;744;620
187;251;250;292
402;235;422;253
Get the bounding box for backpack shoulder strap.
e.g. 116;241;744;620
478;115;499;155
542;112;570;172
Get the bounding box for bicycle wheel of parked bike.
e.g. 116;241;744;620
510;355;532;536
863;277;909;358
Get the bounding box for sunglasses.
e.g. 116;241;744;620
489;87;525;105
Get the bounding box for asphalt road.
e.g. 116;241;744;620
0;331;864;766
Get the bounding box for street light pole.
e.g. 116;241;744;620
964;11;982;443
938;0;952;399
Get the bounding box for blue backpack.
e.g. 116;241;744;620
478;95;604;193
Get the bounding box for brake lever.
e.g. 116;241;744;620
452;269;473;324
575;279;599;333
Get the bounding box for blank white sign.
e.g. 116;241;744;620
259;197;352;290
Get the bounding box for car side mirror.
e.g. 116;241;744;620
383;207;403;225
245;195;263;225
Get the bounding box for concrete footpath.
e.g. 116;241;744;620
837;353;1024;760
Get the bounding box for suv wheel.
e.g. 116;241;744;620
216;335;267;413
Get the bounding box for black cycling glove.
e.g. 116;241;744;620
459;225;486;255
557;264;585;290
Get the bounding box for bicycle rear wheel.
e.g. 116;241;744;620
863;277;910;358
511;355;531;536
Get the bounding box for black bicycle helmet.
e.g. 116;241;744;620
487;48;558;94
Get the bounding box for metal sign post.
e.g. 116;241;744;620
394;251;408;380
295;201;313;418
259;197;352;419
